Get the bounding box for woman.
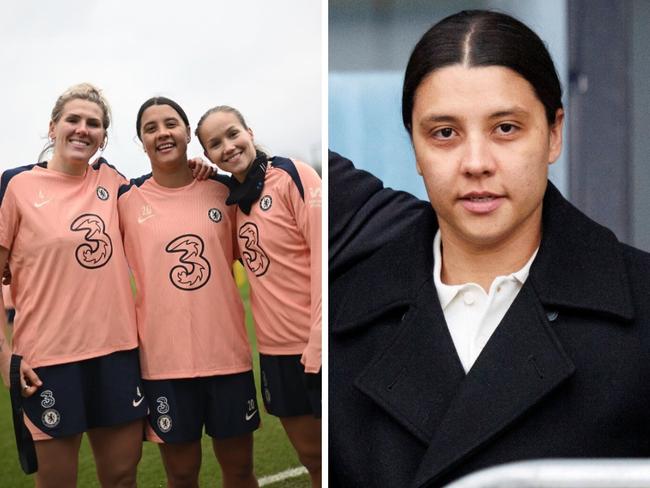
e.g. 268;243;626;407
0;83;147;488
195;106;322;487
118;97;259;488
330;10;650;488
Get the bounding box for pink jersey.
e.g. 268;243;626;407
0;159;138;368
118;174;251;380
2;284;13;309
236;157;322;373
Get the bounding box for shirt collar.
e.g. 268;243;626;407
433;229;538;309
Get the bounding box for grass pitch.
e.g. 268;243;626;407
0;269;311;487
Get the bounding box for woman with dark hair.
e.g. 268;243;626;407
330;10;650;487
118;97;260;488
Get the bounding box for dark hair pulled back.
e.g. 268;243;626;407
402;10;563;133
136;96;190;140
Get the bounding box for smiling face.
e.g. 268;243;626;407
411;64;563;252
197;111;256;182
48;99;106;166
139;104;190;170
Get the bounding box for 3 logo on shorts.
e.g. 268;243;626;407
40;390;56;408
42;409;60;428
208;208;222;223
260;195;272;211
156;396;170;414
157;415;172;433
96;186;109;201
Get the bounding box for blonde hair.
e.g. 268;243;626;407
39;83;112;161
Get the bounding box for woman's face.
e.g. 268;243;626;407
198;111;256;182
139;104;190;169
48;99;106;165
411;64;563;251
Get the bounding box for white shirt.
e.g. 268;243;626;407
433;230;538;373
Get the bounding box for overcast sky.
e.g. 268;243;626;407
0;0;322;177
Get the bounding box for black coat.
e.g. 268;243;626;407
329;152;650;487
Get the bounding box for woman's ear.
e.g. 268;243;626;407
548;108;564;165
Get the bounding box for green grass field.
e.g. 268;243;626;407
0;271;311;487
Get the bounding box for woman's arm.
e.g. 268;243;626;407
0;247;41;395
289;161;322;373
328;151;429;278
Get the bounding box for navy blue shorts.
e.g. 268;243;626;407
22;349;147;440
142;370;260;443
260;354;321;418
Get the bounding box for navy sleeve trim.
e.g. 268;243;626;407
92;157;127;180
0;163;41;206
270;157;304;201
117;173;153;198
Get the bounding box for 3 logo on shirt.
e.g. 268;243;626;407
238;222;270;277
165;234;211;290
70;213;113;269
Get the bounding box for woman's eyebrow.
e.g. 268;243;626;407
488;107;529;119
420;114;460;125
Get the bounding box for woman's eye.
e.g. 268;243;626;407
433;127;455;139
496;123;517;135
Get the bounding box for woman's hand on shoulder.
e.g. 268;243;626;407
188;157;217;180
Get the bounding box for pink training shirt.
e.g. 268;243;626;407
236;157;322;373
0;159;138;368
118;174;251;380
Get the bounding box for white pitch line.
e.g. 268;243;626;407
259;466;308;486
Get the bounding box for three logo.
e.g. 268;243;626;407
40;390;60;428
156;396;172;433
70;214;113;269
165;235;211;290
238;222;270;277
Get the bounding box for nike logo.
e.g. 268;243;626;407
245;410;258;421
137;214;155;224
34;199;51;208
133;396;144;407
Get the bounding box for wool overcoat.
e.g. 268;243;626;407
329;152;650;487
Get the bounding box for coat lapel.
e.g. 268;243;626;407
411;284;575;488
336;213;467;444
354;276;466;444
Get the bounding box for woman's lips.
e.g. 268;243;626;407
460;193;504;214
